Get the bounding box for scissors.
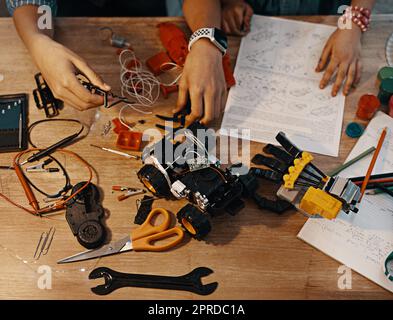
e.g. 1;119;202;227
57;208;184;264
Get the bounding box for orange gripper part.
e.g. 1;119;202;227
160;84;178;98
146;51;173;76
158;22;188;66
112;118;130;134
116;131;143;151
223;54;236;88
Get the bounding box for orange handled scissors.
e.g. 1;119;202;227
57;208;184;264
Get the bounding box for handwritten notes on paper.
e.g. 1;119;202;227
298;206;393;293
220;16;345;156
298;112;393;293
338;112;393;178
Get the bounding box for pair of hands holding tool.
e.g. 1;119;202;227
221;0;364;97
14;1;226;125
31;34;226;124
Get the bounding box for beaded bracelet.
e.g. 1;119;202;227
342;6;371;32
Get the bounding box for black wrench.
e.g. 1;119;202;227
89;267;218;296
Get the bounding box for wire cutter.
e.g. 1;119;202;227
57;208;184;264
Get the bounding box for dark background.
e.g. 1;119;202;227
1;1;393;17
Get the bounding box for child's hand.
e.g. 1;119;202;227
29;34;111;110
174;39;227;125
316;27;362;97
222;0;253;36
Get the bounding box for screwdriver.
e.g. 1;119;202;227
20;133;79;165
90;144;140;160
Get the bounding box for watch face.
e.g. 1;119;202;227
213;28;228;50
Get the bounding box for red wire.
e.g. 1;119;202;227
0;148;93;216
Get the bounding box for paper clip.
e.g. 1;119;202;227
33;227;56;260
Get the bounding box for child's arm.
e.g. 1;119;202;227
221;0;254;36
175;0;226;125
317;0;376;97
12;5;110;110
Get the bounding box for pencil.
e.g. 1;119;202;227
354;177;393;186
364;183;393;190
350;172;393;182
374;183;393;198
366;185;393;195
328;146;376;176
359;127;388;201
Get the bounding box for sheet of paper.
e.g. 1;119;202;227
298;112;393;293
220;15;345;157
338;111;393;178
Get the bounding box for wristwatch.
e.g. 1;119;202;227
385;251;393;282
188;28;228;55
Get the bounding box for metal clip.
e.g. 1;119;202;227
26;159;59;173
112;186;146;201
99;27;131;49
34;227;56;260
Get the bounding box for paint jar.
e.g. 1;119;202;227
378;78;393;104
356;94;381;120
389;95;393;118
376;66;393;87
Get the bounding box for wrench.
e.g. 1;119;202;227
89;267;218;296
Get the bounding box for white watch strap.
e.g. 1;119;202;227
188;28;215;52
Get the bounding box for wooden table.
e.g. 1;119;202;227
0;15;392;300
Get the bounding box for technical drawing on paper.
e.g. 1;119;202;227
221;15;345;157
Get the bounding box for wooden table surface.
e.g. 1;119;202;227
0;15;392;300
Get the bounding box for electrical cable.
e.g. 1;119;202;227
1;148;94;216
24;119;87;199
118;49;182;130
0;119;92;216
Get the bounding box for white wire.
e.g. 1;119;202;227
117;49;183;130
184;131;209;156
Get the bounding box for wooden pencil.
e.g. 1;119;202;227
359;127;388;201
354;177;393;186
375;183;393;198
328;147;376;177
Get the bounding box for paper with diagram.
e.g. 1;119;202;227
220;15;345;157
298;112;393;293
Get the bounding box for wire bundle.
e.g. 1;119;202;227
118;49;182;130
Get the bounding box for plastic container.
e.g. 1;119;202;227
345;122;365;138
378;78;393;104
377;66;393;88
116;131;143;151
389;96;393;118
356;94;381;120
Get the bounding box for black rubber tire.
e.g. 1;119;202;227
137;164;171;198
177;204;211;240
77;220;106;249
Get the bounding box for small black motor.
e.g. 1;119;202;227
65;182;106;249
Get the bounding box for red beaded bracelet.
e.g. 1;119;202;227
342;5;371;32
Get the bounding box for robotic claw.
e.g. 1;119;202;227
262;132;361;220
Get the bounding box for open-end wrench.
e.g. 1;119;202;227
89;267;218;296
